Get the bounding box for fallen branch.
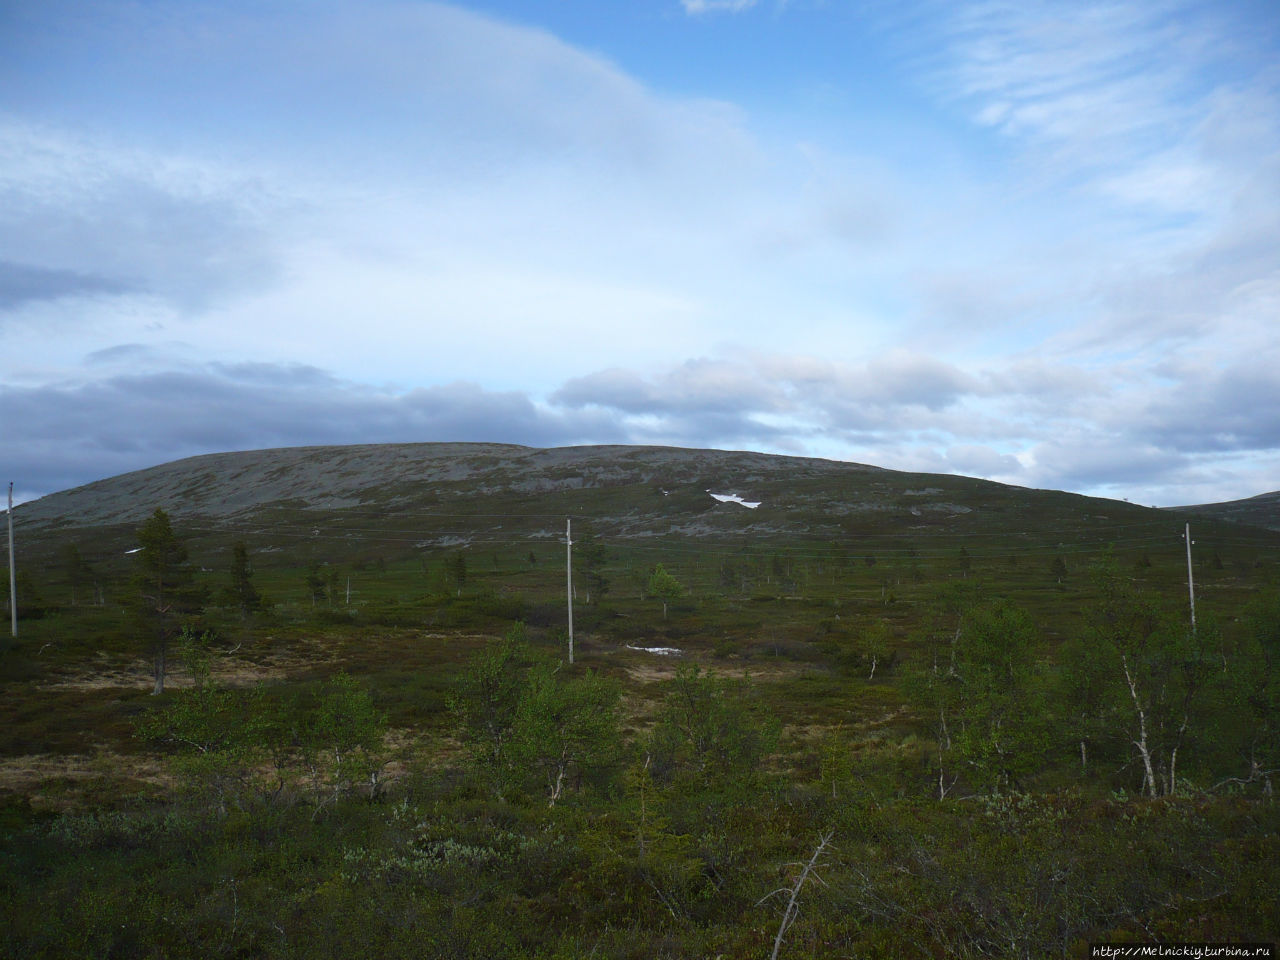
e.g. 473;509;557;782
758;831;833;960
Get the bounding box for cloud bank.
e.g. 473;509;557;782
7;345;1276;509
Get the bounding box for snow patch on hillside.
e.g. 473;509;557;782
708;491;761;509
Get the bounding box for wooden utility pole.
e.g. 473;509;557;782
7;482;16;638
1184;522;1196;632
566;518;574;664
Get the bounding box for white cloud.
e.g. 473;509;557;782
0;121;287;314
943;444;1025;482
935;1;1201;154
0;4;776;386
925;0;1280;222
681;0;759;14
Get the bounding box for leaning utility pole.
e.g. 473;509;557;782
7;482;16;638
1184;522;1196;632
566;518;574;664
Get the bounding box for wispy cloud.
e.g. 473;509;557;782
923;0;1280;212
0;121;286;313
933;1;1206;159
681;0;759;15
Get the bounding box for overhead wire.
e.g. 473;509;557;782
163;512;1274;567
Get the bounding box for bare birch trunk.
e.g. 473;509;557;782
1121;654;1156;796
765;832;832;960
153;643;166;696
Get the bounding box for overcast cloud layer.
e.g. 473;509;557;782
2;0;1277;507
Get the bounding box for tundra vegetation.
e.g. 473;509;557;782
1;447;1278;957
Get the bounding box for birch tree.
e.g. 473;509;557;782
902;583;981;798
1214;592;1280;794
450;623;621;804
1087;556;1213;796
648;564;683;619
508;664;620;805
646;665;779;790
949;600;1047;794
449;622;531;772
1059;630;1115;778
855;621;893;680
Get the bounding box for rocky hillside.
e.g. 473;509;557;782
15;442;887;530
14;442;1223;565
1172;491;1280;532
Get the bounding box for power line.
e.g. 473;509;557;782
41;503;1279;571
63;526;1275;570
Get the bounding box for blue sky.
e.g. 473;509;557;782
2;0;1278;506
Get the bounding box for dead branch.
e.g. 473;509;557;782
762;831;833;960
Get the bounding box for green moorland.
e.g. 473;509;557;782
1;443;1278;958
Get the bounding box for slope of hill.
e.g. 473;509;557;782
1171;490;1280;532
13;440;1153;535
18;442;1275;584
17;442;887;528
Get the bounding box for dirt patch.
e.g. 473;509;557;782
625;663;680;684
39;661;153;692
604;642;817;684
0;749;174;811
0;727;443;810
37;637;348;693
41;657;296;693
783;709;907;742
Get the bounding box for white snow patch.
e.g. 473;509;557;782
708;491;761;509
625;644;683;656
124;547;142;554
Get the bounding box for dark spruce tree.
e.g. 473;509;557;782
131;509;206;694
580;539;610;603
224;541;263;618
61;543;95;606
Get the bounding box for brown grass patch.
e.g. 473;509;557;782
0;749;174;811
613;648;815;684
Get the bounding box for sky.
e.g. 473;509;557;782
2;0;1278;508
